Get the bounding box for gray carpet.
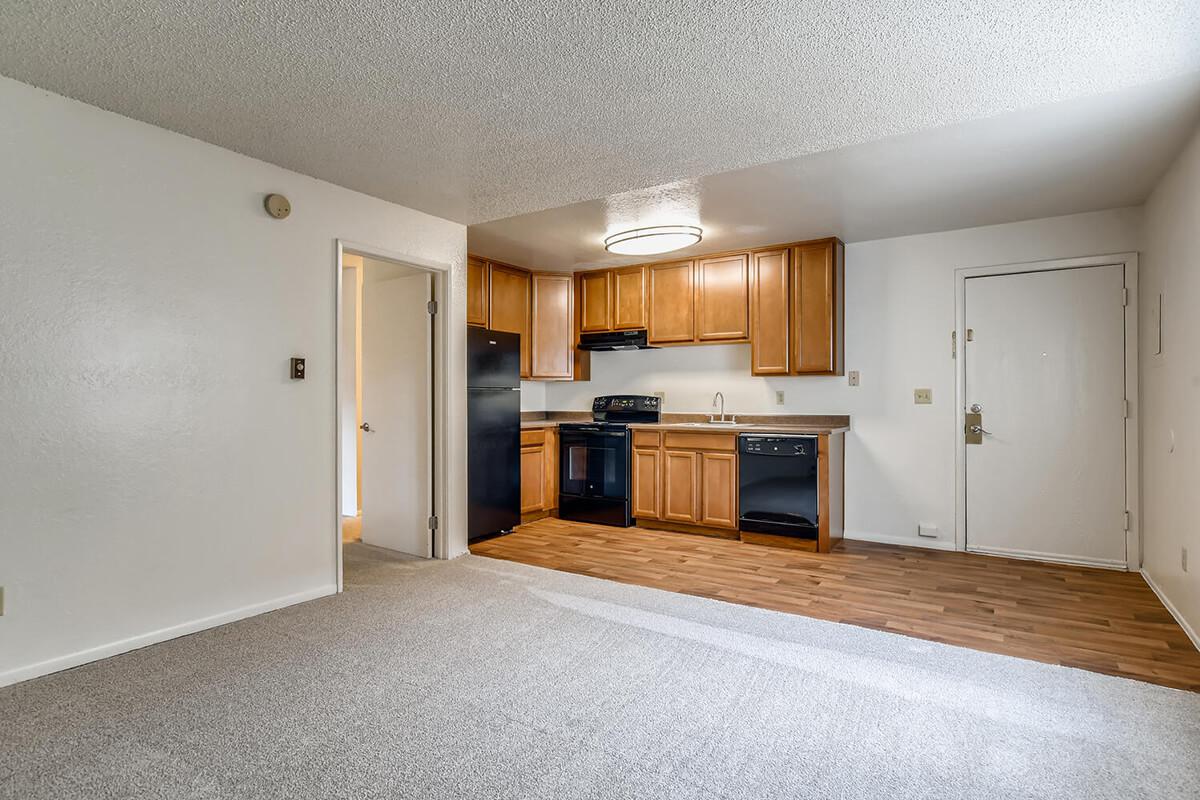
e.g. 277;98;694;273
3;543;1199;799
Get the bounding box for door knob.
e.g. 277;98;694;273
360;422;373;433
969;424;992;435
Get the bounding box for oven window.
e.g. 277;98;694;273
560;434;628;499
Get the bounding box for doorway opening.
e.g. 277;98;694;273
954;253;1139;570
337;244;441;588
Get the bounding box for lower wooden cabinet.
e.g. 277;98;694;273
520;428;558;517
699;452;738;528
632;447;660;519
662;450;699;523
635;431;738;530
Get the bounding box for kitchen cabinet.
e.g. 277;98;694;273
489;263;532;378
694;253;749;342
579;270;612;332
467;256;489;328
631;446;660;519
636;430;738;531
749;249;790;375
611;266;647;329
661;449;699;523
699;452;738;528
791;238;844;375
519;427;559;517
647;260;695;343
530;273;574;379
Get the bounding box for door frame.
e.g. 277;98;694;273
335;239;448;591
953;252;1140;570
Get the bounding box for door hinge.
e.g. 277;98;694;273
1123;398;1130;419
427;300;438;315
1122;288;1129;307
427;515;439;531
951;331;956;359
1124;511;1131;531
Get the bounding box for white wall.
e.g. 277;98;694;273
0;77;468;686
520;380;547;412
547;208;1143;548
1141;122;1200;643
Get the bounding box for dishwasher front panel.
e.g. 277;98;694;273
737;435;819;537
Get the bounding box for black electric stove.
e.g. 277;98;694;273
558;395;661;526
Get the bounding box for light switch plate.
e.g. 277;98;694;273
775;390;785;405
848;370;860;387
914;388;932;404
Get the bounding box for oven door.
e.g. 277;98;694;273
559;428;629;499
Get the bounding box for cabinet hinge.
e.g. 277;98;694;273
428;515;439;531
427;300;438;315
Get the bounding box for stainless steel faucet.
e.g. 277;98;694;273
710;392;734;424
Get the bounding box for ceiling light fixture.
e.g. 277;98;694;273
603;225;702;256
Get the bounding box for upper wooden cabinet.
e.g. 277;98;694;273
489;263;532;378
467;256;489;328
530;273;574;380
791;239;845;375
749;249;790;375
611;266;647;330
578;270;612;333
694;253;749;342
647;261;695;343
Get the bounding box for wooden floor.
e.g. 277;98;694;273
471;517;1200;692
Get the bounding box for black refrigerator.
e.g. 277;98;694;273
467;327;521;541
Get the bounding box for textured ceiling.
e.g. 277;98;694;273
1;1;1198;225
470;75;1200;270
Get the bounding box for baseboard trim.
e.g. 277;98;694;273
0;583;337;689
1141;569;1200;652
967;545;1126;570
843;530;957;551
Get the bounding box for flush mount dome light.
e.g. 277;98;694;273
603;225;702;256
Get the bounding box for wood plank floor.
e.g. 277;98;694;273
470;517;1200;692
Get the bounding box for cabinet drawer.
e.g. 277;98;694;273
520;428;547;447
662;431;737;451
632;430;661;448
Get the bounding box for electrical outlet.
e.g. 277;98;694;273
848;370;860;387
1184;547;1189;573
918;523;939;539
775;390;785;405
914;388;933;405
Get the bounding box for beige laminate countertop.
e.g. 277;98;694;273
520;419;849;434
628;422;850;435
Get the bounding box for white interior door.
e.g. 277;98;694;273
360;269;433;558
964;265;1126;567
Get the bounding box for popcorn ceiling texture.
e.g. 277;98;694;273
0;1;1198;224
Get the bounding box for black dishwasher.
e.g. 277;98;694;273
738;434;819;539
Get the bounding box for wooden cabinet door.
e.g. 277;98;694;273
520;444;546;513
632;448;661;519
662;450;699;522
791;240;843;375
695;253;749;341
699;452;738;528
467;256;489;327
578;270;612;332
489;264;531;378
750;249;790;375
530;273;574;379
612;266;647;330
647;261;695;343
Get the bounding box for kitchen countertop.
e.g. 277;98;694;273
519;413;849;435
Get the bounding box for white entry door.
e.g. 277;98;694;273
964;265;1127;567
360;269;433;558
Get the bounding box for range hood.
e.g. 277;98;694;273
577;329;658;351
